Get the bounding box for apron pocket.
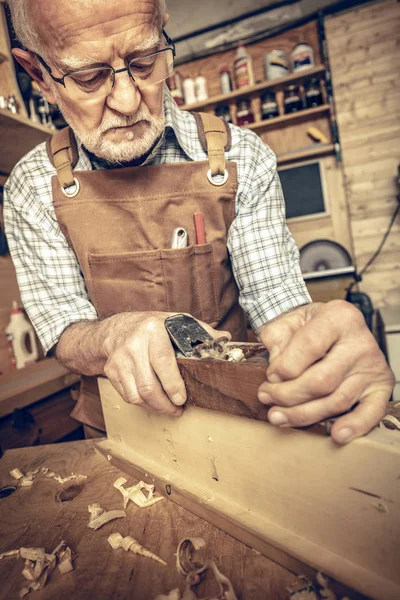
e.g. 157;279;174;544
88;245;220;324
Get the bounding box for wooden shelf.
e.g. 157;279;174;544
247;104;330;133
0;357;80;418
181;65;326;112
277;143;335;165
0;108;53;175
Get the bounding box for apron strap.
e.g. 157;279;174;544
192;112;231;178
46;127;79;192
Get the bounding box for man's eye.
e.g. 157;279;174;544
71;70;109;88
130;62;155;77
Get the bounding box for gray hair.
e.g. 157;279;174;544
8;0;167;55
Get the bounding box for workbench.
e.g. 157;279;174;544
0;439;297;600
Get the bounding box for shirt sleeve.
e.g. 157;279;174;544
228;131;311;331
3;160;98;355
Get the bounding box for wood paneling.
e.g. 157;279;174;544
325;0;400;309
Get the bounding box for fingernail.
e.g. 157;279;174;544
259;391;272;404
335;427;354;444
171;393;186;406
269;345;280;361
268;372;282;383
269;411;288;426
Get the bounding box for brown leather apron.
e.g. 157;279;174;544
47;113;247;431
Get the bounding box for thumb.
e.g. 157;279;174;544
197;320;231;342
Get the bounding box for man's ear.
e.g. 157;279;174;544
12;48;58;105
163;12;170;28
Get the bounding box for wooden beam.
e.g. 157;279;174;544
98;377;400;600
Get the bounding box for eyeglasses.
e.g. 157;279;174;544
36;30;176;103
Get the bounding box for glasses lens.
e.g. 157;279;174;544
128;48;174;89
64;67;114;101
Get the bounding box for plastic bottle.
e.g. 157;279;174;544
182;77;197;105
195;76;209;101
234;43;254;89
5;302;39;369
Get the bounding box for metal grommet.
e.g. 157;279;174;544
206;169;229;187
61;177;80;198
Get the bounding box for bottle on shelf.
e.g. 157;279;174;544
219;65;233;94
264;50;289;81
261;92;279;120
304;78;323;108
167;73;184;106
5;301;39;370
195;75;209;102
284;85;303;114
182;77;197;105
291;43;314;72
236;99;255;127
215;105;232;123
234;43;254;89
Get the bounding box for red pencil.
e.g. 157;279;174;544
194;213;206;244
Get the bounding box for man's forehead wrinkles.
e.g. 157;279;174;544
55;31;160;72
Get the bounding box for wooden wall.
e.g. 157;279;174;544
325;0;400;308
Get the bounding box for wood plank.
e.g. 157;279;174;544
0;358;80;418
98;378;400;600
0;440;298;600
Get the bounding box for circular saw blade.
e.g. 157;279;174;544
300;240;353;273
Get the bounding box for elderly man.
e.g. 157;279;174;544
4;0;394;442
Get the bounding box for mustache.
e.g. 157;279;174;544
100;110;151;133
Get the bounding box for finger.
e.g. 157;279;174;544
133;347;183;416
266;312;341;383
197;320;231;341
116;372;158;412
150;330;187;406
266;375;361;428
330;387;389;445
258;345;353;406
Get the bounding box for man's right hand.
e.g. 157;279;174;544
102;312;229;416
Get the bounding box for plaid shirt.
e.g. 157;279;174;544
3;89;310;354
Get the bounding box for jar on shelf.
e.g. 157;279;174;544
182;77;197;105
284;85;303;113
264;50;289;81
195;75;209;102
291;43;314;72
215;105;232;123
219;66;233;94
304;78;323;108
261;92;279;120
236;99;255;127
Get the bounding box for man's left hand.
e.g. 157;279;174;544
256;300;395;444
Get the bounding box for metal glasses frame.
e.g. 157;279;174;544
35;29;176;89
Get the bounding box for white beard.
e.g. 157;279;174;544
56;98;165;164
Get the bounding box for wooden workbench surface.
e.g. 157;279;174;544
0;440;296;600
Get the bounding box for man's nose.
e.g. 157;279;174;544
106;70;141;115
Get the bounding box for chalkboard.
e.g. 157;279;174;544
278;161;327;220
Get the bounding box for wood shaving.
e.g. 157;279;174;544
154;590;181;600
113;477;164;509
10;468;24;480
190;338;245;363
379;414;400;430
176;538;208;576
87;503;126;530
107;532;166;566
1;542;74;597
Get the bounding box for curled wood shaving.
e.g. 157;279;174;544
87;503;126;530
176;538;208;576
379;414;400;430
208;560;238;600
113;477;164;509
107;532;166;565
0;549;20;559
10;468;24;480
1;542;74;597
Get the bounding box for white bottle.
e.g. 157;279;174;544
182;77;197;105
6;302;39;369
195;76;209;101
234;43;254;88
